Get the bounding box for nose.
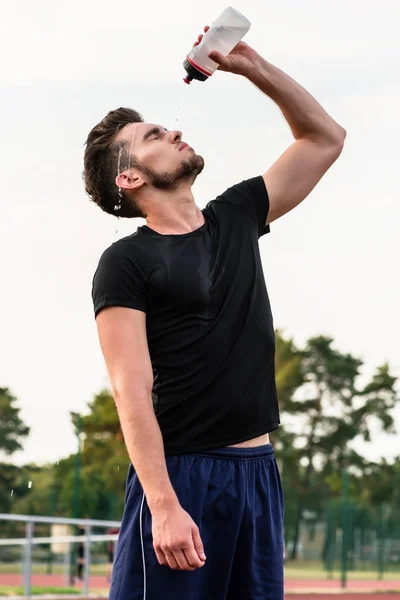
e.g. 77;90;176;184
170;130;182;144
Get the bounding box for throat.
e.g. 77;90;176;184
146;209;205;236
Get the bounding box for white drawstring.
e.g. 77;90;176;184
139;492;147;600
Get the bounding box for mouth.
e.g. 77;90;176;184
179;142;189;151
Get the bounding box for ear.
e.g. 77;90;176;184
115;170;144;192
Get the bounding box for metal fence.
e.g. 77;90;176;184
283;498;400;587
0;513;120;597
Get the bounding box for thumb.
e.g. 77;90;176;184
208;50;231;69
192;527;206;561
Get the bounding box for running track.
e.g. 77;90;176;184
286;596;399;599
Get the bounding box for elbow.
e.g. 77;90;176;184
337;124;347;144
332;125;347;153
324;126;346;161
113;377;153;408
308;125;347;155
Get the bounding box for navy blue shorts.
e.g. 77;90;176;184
109;444;284;600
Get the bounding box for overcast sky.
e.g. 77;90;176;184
1;0;399;468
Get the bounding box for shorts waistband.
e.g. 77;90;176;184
193;443;274;461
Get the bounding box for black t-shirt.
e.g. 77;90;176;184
92;176;279;455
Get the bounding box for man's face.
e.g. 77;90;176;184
117;122;204;189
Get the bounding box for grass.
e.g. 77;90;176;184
0;586;80;596
284;563;400;581
0;563;107;575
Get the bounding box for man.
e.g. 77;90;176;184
84;26;345;600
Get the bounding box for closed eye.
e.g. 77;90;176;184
143;126;167;142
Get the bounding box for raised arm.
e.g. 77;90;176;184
208;39;346;224
248;57;346;224
96;306;206;571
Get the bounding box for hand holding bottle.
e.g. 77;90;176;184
183;7;253;83
193;26;258;77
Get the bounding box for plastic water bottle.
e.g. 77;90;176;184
183;7;251;84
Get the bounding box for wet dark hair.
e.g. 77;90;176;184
83;107;145;218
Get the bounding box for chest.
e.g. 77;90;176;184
146;228;253;317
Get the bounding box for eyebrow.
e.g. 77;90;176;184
142;126;166;141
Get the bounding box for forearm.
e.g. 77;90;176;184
245;54;345;144
115;389;178;513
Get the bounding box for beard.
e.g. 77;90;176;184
142;153;205;190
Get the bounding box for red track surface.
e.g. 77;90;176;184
286;578;400;590
285;596;399;599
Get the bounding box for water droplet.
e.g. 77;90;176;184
28;481;32;489
175;81;186;126
117;146;122;178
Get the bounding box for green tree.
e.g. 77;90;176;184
274;330;305;412
279;336;398;559
273;332;305;542
80;389;130;501
0;387;30;455
47;390;129;520
10;464;53;516
0;388;30;513
360;456;400;507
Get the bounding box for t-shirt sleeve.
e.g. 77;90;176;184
92;243;147;318
215;176;270;238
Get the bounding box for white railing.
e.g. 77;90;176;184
0;513;121;597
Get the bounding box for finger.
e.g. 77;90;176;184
183;547;205;569
163;549;180;570
208;50;230;69
193;27;209;48
181;534;205;569
174;549;195;571
154;546;168;567
192;527;207;562
153;545;168;567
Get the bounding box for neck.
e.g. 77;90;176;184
143;185;204;235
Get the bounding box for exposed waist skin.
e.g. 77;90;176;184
227;433;270;448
